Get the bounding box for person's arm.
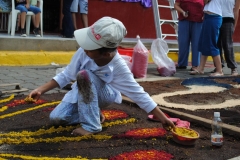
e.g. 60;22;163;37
150;106;175;130
234;0;240;30
37;0;40;7
29;79;59;100
25;0;30;9
174;2;188;18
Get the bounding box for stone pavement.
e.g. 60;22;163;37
0;62;239;96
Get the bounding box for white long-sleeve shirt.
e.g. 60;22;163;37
53;48;157;113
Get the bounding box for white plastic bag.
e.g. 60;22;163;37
131;35;149;78
151;38;176;76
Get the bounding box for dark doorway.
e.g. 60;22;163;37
42;0;61;33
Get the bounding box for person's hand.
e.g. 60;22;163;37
161;117;175;131
182;11;188;18
29;89;42;101
25;4;30;9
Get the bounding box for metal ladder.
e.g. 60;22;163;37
152;0;178;51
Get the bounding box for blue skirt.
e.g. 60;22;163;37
198;13;222;56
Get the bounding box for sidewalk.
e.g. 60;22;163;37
0;62;238;96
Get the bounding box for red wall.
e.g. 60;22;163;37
76;0;240;42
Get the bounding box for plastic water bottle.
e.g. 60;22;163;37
211;112;223;147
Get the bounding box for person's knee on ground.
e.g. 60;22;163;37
49;111;68;126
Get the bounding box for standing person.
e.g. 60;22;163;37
15;0;41;37
70;0;88;30
190;0;224;76
28;17;175;136
212;0;239;76
62;0;74;38
174;0;204;71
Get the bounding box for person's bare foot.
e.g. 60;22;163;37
71;127;92;136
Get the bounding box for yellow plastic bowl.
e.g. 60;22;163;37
171;127;200;145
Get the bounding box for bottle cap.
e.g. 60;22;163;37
214;112;220;117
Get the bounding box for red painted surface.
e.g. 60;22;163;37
76;0;240;42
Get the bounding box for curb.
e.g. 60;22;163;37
1;51;240;66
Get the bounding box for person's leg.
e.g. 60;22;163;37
221;22;238;75
49;101;79;125
211;55;224;76
177;20;190;68
217;26;225;67
62;0;74;37
208;15;223;76
72;13;77;30
72;70;117;135
16;5;28;36
81;13;88;28
190;22;202;68
20;12;26;30
79;0;88;28
189;54;207;75
70;0;78;30
31;15;35;27
197;54;207;72
28;5;41;36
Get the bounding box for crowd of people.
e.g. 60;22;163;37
175;0;240;76
15;0;88;38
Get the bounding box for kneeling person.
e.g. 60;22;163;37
29;17;175;136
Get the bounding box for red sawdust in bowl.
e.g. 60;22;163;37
171;127;200;146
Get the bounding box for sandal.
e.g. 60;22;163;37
209;72;224;77
189;69;204;75
190;66;198;71
231;69;238;76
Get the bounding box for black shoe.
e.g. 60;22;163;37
33;28;41;37
20;29;27;37
176;66;187;69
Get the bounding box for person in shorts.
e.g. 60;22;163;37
70;0;88;29
15;0;41;37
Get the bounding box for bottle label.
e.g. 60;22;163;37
211;135;223;145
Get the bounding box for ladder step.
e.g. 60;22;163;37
169;48;179;52
158;5;174;9
159;19;178;23
162;34;178;37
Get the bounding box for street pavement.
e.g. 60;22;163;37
0;62;239;97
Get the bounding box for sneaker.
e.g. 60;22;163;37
20;29;27;37
33;28;41;37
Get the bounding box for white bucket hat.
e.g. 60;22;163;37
74;17;127;50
